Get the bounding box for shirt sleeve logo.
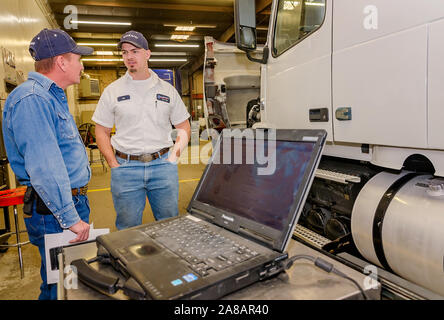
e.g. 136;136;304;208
117;95;130;102
156;94;170;103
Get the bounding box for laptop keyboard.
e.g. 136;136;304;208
142;216;260;277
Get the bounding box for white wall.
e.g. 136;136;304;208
0;0;57;188
0;0;57;95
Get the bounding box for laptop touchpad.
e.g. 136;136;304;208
128;243;160;258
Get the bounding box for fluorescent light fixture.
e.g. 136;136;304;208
71;20;131;26
155;44;200;48
171;34;190;40
164;24;216;29
175;26;195;31
195;24;217;28
81;57;187;62
94;51;114;55
78;43;118;46
149;58;187;62
82;58;123;62
92;51;187;56
150;52;187;56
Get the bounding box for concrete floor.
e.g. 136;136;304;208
0;144;208;300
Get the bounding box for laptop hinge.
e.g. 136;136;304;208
239;226;275;248
190;208;215;221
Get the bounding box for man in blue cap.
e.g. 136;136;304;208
93;31;190;230
2;28;94;300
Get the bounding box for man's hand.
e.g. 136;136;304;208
167;152;179;164
169;120;191;164
68;220;90;243
95;124;120;169
109;161;120;169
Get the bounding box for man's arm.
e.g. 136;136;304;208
169;119;191;163
6;95;89;242
95;124;119;168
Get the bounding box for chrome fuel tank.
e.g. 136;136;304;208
351;171;444;296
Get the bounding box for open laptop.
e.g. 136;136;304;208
72;129;326;300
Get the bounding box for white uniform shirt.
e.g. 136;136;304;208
92;69;190;154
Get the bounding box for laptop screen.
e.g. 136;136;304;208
195;138;315;232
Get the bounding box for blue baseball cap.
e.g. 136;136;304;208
29;28;93;61
117;31;149;50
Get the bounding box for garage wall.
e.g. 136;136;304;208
0;0;57;188
74;69;119;124
0;0;57;97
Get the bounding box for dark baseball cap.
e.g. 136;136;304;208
117;30;149;50
29;28;93;61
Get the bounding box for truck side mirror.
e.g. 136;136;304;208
234;0;269;64
234;0;257;51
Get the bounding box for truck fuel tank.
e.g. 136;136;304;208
351;171;444;296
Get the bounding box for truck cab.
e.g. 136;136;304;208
232;0;444;299
238;0;444;175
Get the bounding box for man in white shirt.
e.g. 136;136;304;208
93;30;190;230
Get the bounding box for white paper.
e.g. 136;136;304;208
44;224;109;284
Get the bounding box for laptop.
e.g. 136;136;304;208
72;128;326;300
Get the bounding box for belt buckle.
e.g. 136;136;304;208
73;185;88;196
140;154;153;162
80;185;88;195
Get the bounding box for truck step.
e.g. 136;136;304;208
315;169;361;184
293;224;331;249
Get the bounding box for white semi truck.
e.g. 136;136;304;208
219;0;444;299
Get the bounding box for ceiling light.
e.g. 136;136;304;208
155;44;200;48
82;58;123;62
164;24;216;29
150;52;187;56
91;52;188;56
77;43;118;46
149;58;187;62
175;26;195;31
195;24;217;28
71;20;131;26
171;35;190;40
94;51;114;55
81;57;187;62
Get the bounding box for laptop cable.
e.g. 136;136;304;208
280;254;369;300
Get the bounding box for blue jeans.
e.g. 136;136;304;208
111;151;179;230
24;195;90;300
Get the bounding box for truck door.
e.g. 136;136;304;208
332;0;430;149
266;0;332;140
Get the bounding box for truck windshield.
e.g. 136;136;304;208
273;0;326;56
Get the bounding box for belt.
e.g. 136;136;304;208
115;148;170;163
72;185;88;196
24;185;89;216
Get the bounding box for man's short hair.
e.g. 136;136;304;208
34;53;71;74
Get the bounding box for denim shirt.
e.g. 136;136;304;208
2;72;91;229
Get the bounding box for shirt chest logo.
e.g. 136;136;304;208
117;95;130;102
156;94;170;103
